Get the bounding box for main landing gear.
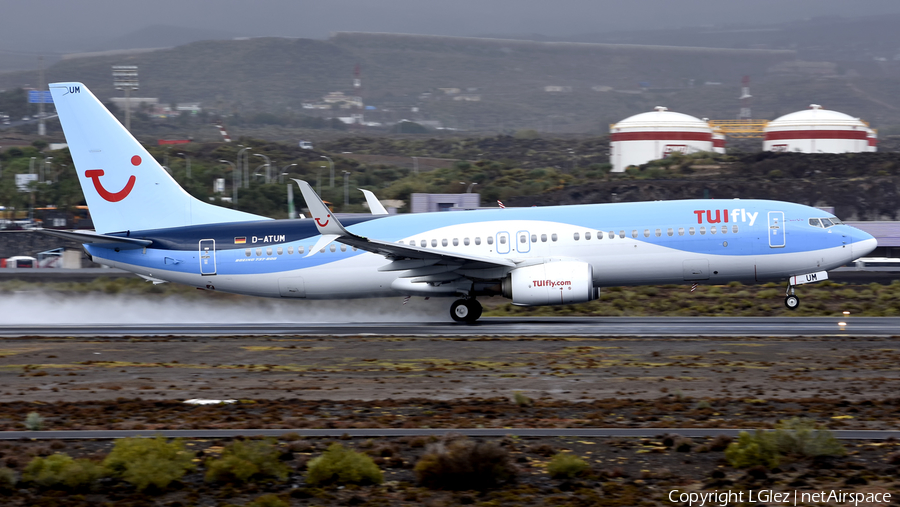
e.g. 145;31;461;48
784;284;800;310
451;298;483;323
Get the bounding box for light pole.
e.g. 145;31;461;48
321;155;334;188
43;157;52;183
219;160;238;205
342;171;351;207
279;163;297;184
253;153;271;184
460;181;477;193
236;145;251;189
177;152;191;180
112;65;138;131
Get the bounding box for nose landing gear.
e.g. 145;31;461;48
784;284;800;310
450;298;483;323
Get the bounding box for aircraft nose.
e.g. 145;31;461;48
850;228;877;259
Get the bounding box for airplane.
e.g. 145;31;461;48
44;82;877;323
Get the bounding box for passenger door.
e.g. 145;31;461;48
199;239;217;275
768;211;785;248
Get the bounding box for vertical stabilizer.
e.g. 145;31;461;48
49;82;266;233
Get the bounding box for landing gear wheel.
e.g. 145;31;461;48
450;299;482;323
784;295;800;310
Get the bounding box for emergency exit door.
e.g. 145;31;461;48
199;239;217;275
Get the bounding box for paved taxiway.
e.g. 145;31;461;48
1;316;898;337
3;428;899;440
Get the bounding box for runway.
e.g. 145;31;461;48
2;428;898;440
1;316;898;337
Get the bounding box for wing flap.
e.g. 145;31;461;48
38;229;152;249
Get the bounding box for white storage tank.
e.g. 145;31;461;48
712;129;727;154
763;104;874;153
867;127;878;152
610;107;715;172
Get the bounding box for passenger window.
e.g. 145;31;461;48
597;232;603;240
298;246;305;254
277;247;283;255
732;225;739;233
541;234;548;242
245;249;251;257
256;248;262;256
574;232;580;241
288;246;293;255
585;232;591;240
431;239;437;247
689;227;695;235
453;238;459;246
710;226;717;234
721;225;727;234
352;247;357;251
475;237;481;245
487;236;494;245
340;244;347;252
531;234;537;242
700;227;706;235
644;229;650;238
521;234;527;243
464;238;470;246
420;240;427;247
608;231;614;239
329;244;336;252
442;239;448;247
667;228;673;237
498;236;505;244
266;247;273;255
619;230;625;238
655;229;661;237
632;230;638;238
551;233;558;242
678;227;684;236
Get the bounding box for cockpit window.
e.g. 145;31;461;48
810;217;842;228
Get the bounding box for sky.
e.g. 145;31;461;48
3;0;900;54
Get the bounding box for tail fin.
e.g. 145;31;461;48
49;82;266;233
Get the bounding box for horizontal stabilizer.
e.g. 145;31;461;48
38;229;151;249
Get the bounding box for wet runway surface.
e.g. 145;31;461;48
1;316;898;337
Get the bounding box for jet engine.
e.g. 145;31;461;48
501;261;597;306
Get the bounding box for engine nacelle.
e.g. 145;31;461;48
501;261;597;306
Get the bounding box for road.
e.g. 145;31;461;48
2;427;898;440
1;316;898;337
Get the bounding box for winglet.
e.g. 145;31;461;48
359;188;389;215
292;179;350;236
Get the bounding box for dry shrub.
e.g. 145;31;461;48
103;436;195;491
546;452;589;479
23;454;105;490
205;438;290;484
414;440;516;490
305;444;383;487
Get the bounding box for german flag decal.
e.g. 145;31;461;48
234;237;247;244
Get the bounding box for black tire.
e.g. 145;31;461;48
469;300;483;322
450;299;469;322
785;295;800;310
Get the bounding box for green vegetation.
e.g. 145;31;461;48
305;443;383;486
245;494;290;507
513;391;533;407
414;439;516;490
102;436;195;491
547;452;589;479
725;418;844;468
25;411;44;431
23;453;105;490
0;467;16;491
205;438;290;483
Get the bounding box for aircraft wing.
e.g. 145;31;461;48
293;179;515;278
38;229;152;249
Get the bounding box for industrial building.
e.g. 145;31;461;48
763;104;876;154
609;107;718;173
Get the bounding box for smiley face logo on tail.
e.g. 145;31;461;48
315;214;331;227
84;155;140;202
